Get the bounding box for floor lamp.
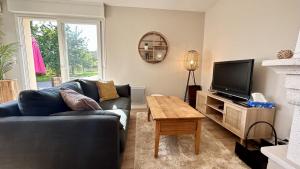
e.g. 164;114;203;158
184;50;200;102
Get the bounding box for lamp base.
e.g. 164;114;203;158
188;85;201;108
184;71;201;108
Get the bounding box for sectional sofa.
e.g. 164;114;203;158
0;79;131;169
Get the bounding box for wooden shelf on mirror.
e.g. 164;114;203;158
141;40;166;43
138;47;167;50
138;31;168;64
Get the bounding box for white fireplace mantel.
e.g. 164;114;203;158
262;58;300;74
261;58;300;169
261;145;299;169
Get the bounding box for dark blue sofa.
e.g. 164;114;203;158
0;79;131;169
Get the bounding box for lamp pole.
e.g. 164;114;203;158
184;70;196;102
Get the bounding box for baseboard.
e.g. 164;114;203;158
131;104;147;109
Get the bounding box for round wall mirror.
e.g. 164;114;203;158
138;31;168;64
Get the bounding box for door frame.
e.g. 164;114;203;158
16;15;105;89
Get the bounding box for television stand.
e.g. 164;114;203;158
212;92;245;103
196;91;275;143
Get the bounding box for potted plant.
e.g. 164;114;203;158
0;19;18;103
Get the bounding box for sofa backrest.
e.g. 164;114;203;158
18;81;83;116
0;79;131;117
75;79;100;102
75;79;131;100
0;81;82;117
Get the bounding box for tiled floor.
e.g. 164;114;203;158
121;109;240;169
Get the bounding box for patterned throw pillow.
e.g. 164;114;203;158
60;89;102;111
96;80;119;101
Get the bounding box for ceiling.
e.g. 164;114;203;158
41;0;218;12
102;0;218;12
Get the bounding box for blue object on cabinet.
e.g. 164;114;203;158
247;101;275;108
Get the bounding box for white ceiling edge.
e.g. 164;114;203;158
33;0;103;6
102;0;219;12
30;0;218;12
7;0;104;18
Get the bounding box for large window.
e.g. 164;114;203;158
18;17;103;89
64;23;99;81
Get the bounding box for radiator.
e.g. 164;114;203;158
131;86;146;105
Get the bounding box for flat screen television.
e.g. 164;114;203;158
211;59;254;100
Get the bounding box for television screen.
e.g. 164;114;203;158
212;59;254;100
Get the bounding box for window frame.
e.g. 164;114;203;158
16;15;105;89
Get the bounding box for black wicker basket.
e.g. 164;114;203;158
235;121;277;169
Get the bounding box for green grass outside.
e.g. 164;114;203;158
36;75;52;82
36;71;98;82
71;71;98;78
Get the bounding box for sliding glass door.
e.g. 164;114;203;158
63;23;101;81
18;17;103;89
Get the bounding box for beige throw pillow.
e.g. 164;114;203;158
60;89;102;111
96;80;119;101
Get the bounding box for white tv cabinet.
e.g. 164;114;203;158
196;91;276;143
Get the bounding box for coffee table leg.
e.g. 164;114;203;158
147;108;151;122
195;119;201;154
154;121;160;158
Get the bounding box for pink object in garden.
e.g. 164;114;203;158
32;37;46;75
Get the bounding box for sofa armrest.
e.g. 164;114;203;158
51;110;124;129
0;115;121;169
116;84;131;97
51;109;121;118
0;100;22;117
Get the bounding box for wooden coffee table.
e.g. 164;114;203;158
146;96;205;158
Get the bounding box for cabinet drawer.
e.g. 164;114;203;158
223;103;246;137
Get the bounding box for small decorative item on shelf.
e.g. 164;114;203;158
277;49;294;59
138;31;168;64
144;43;149;50
155;51;163;60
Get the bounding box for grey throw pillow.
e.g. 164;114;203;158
60;89;102;111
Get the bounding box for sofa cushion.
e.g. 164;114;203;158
76;79;99;101
60;89;102;111
96;81;119;101
18;82;82;116
116;84;131;97
60;82;84;94
99;97;131;111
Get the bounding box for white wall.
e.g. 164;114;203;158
105;6;205;97
0;0;22;87
202;0;300;138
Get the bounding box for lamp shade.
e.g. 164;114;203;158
184;50;200;71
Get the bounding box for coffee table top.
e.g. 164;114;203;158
146;96;205;120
